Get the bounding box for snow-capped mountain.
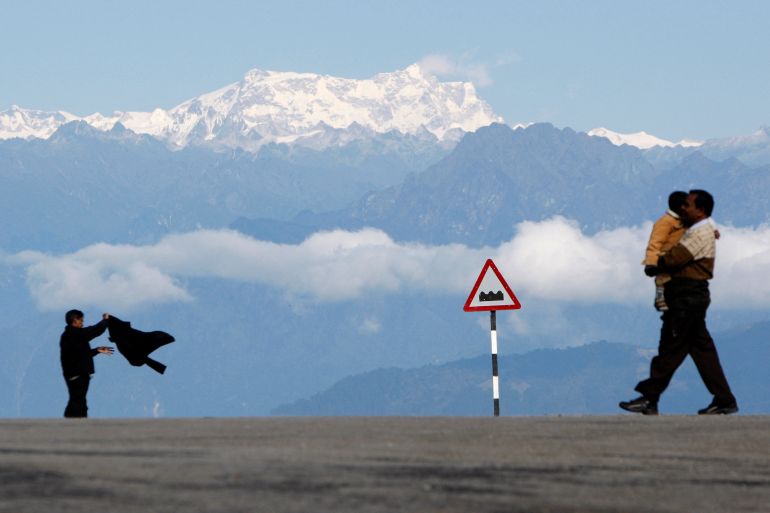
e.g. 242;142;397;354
0;64;503;151
0;106;76;140
587;127;702;149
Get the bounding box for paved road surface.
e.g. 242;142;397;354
1;416;769;513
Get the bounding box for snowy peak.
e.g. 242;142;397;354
0;64;503;151
0;105;79;140
159;64;503;149
587;127;702;149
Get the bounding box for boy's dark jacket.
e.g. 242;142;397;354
59;319;109;379
107;316;175;374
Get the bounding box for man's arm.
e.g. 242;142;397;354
657;243;694;271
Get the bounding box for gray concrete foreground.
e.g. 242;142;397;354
1;416;769;513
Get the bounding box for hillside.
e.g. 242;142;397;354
274;323;770;415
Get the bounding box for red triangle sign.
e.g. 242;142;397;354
463;259;522;312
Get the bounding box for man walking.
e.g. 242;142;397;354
620;190;738;415
60;309;114;418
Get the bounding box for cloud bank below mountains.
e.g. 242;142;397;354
8;217;770;312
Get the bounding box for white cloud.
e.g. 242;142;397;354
7;218;770;311
418;54;493;87
708;226;770;308
11;244;192;311
495;219;646;303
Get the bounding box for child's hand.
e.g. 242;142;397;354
644;265;660;277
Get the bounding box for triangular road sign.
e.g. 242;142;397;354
463;259;521;312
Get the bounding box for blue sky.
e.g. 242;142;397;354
2;0;768;141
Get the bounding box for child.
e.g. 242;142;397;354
644;191;719;311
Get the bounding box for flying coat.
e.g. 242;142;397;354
107;316;175;374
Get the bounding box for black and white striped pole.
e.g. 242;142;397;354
463;259;521;417
490;310;500;416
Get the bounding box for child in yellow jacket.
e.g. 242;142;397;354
645;191;718;311
644;191;688;311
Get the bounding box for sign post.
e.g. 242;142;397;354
463;259;521;416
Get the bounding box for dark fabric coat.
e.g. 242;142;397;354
60;319;109;379
107;316;175;374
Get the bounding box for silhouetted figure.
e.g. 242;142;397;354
107;316;175;374
60;310;114;418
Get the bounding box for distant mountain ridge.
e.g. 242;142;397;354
241;122;661;245
4;118;770;253
234;122;770;247
0;64;502;152
274;322;770;415
0;120;450;251
5;63;770;167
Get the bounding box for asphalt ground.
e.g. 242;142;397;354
1;416;769;513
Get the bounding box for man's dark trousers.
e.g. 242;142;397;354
635;307;735;407
64;376;90;418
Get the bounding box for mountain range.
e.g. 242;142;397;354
274;321;770;416
0;120;449;251
0;64;501;151
4;63;770;163
238;122;770;246
4;118;769;255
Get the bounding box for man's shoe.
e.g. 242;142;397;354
698;403;739;415
619;396;658;415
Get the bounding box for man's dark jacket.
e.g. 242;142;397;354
107;316;175;374
60;319;108;379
